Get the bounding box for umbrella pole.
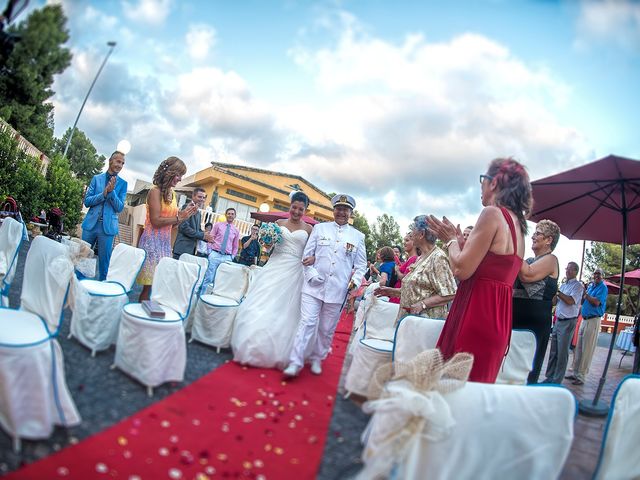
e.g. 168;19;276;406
578;202;628;417
579;240;586;282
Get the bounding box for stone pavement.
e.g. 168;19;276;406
557;343;635;479
0;240;636;478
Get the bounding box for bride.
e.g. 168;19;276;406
231;191;313;368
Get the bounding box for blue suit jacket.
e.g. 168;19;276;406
82;172;128;236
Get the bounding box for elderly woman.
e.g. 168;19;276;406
429;157;531;383
513;219;560;384
375;215;456;322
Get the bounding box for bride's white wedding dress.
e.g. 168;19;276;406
231;225;309;369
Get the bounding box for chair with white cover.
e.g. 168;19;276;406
0;236;80;452
347;282;380;359
344;295;399;398
178;253;209;333
190;261;250;352
0;217;26;307
69;243;146;355
495;329;537;385
113;257;200;396
361;380;576;479
392;315;445;363
593;374;640;480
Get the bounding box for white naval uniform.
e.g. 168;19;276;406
288;221;367;367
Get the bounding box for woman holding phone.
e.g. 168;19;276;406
374;215;456;324
136;156;197;301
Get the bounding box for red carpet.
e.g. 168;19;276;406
9;312;354;480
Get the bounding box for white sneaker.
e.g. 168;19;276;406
310;360;322;375
283;364;301;377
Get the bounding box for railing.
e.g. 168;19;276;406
0;117;50;173
600;313;636;334
199;209;254;237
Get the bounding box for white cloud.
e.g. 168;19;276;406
122;0;172;26
49;5;597;245
282;12;592;222
83;5;118;29
185;24;216;61
575;0;640;51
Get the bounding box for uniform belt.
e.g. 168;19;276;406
558;316;578;321
583;315;601;320
213;250;230;255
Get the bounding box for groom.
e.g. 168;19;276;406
284;194;367;377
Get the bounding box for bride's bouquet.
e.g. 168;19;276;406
258;222;283;252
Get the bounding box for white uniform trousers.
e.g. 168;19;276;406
288;293;342;368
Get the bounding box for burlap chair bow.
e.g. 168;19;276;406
358;348;473;480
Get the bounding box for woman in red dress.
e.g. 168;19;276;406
429;158;531;383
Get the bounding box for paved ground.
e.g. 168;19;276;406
0;241;368;479
0;240;636;478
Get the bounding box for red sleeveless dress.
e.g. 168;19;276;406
437;207;522;383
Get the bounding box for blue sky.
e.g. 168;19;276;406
22;0;640;271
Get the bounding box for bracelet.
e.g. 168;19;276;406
446;239;456;248
175;214;180;224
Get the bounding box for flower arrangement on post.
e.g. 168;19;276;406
258;222;283;254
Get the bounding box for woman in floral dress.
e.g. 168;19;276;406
137;156;197;301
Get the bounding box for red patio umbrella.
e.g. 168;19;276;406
250;211;320;225
607;268;640;287
530;154;640;416
603;280;621;295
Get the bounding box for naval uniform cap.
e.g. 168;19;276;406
331;194;356;209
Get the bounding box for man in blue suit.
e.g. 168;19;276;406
81;151;128;280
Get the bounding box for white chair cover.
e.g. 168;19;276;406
70;244;146;354
179;253;209;333
0;217;25;307
114;258;200;389
496;329;537;385
392;316;445;363
191;262;250;350
594;375;640;480
352;282;379;335
361;381;576;479
0;236;80;442
344;296;400;397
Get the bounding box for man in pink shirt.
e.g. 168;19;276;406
200;208;240;294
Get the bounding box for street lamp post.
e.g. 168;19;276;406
62;41;117;159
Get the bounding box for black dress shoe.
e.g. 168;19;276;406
572;379;584;385
565;374;576;380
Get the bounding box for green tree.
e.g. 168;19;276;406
584;242;640;315
54;128;106;184
371;213;403;252
584;242;640;277
43;154;84;233
352;210;375;260
0;5;72;154
0;126;47;220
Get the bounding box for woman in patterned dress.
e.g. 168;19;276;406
374;215;457;324
137;156;197;301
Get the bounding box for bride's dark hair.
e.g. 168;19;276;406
290;191;309;208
